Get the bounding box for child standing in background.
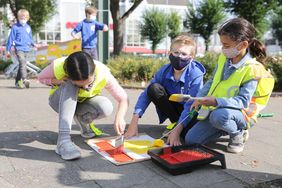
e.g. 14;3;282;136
6;9;37;89
71;6;108;60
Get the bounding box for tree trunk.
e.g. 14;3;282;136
8;0;17;18
110;0;123;56
204;39;209;52
113;20;124;56
110;0;143;56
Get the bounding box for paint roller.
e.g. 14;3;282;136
169;94;203;102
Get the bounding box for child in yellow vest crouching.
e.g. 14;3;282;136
181;18;274;153
38;51;128;160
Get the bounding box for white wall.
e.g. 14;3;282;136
59;0;86;41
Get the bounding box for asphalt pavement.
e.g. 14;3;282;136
0;78;281;188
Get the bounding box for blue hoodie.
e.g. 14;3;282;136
6;22;34;52
72;19;105;48
134;60;206;126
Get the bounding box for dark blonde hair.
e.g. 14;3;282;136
17;9;30;19
85;6;97;16
218;18;266;64
170;35;196;57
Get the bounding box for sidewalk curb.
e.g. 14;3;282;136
271;92;282;97
122;85;145;90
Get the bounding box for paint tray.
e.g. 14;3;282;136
148;144;226;175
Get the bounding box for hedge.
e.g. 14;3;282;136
107;53;282;91
0;59;12;72
266;56;282;91
107;55;167;83
1;53;281;91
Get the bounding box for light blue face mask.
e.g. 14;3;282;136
87;15;96;21
19;19;27;25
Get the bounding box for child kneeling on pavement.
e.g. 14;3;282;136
124;35;205;140
175;18;274;153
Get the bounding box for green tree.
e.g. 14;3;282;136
272;5;282;46
167;11;181;40
225;0;280;38
184;0;225;51
140;8;167;53
0;0;56;34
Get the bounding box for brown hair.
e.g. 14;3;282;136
218;18;266;64
85;6;97;16
170;35;196;57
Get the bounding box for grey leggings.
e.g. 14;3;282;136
49;80;113;139
15;50;28;83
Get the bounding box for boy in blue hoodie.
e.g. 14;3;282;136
6;9;37;89
124;35;206;143
71;6;108;60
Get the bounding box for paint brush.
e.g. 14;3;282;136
169;94;203;102
113;135;124;148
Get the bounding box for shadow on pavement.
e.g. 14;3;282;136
0;124;282;187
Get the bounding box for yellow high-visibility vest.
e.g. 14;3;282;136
50;57;109;102
198;54;274;128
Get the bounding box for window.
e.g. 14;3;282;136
125;20;145;47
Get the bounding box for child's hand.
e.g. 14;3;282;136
33;44;40;50
114;117;126;136
198;96;217;107
51;77;68;86
124;123;138;138
103;24;109;32
190;99;201;111
124;114;139;138
167;125;183;146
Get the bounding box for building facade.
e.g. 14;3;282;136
1;0;280;56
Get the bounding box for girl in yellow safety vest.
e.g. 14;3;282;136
168;18;274;153
38;51;128;160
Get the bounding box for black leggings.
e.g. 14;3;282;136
147;83;198;138
147;83;183;123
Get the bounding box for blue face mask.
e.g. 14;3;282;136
169;54;191;70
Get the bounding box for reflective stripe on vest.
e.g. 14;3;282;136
198;54;274;128
50;58;109;102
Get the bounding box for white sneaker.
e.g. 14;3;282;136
23;79;30;88
227;132;244;153
243;129;249;142
55;140;81;160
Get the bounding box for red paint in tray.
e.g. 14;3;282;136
96;141;133;163
148;145;227;175
159;149;214;164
